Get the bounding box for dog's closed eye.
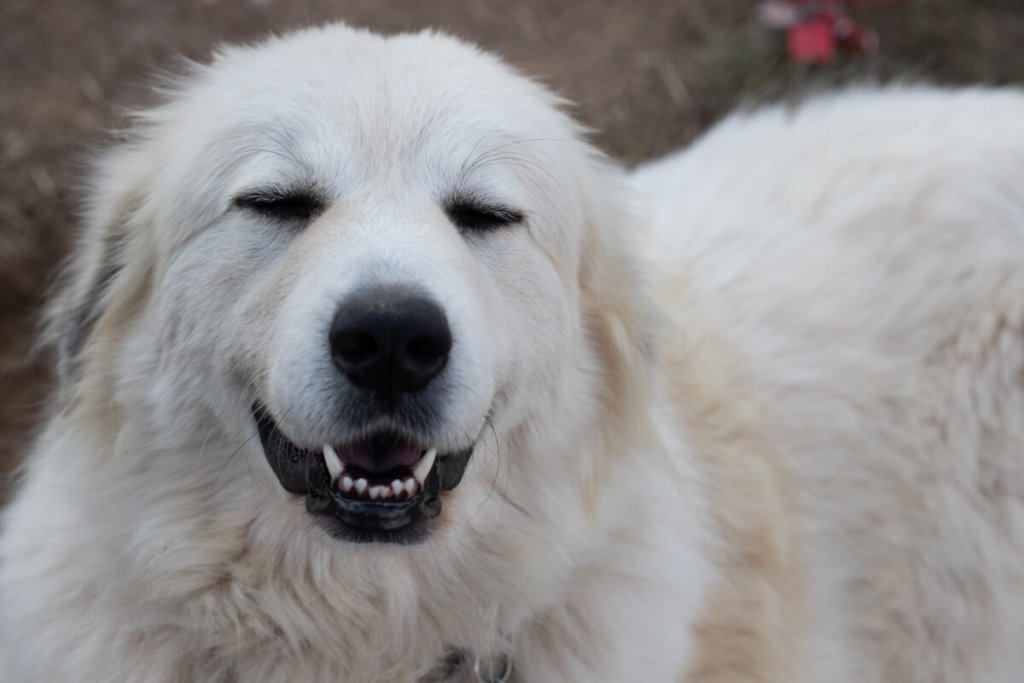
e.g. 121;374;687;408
445;199;523;233
234;189;324;223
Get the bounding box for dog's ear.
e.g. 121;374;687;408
577;160;661;429
44;147;156;397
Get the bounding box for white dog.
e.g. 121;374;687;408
2;24;1024;682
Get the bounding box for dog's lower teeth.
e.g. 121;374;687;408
327;451;424;500
324;444;423;500
337;472;418;500
321;442;438;498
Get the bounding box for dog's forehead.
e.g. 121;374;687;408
141;25;594;256
192;26;571;173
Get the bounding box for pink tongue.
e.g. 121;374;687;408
337;437;422;474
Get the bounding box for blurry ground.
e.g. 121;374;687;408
1;0;1023;502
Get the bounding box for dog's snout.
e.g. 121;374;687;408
329;287;452;405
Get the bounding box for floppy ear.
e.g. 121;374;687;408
577;159;661;430
44;146;155;396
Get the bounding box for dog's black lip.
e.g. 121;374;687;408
251;403;472;542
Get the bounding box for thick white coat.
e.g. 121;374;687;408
1;24;1023;683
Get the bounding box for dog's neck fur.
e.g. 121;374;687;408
0;350;712;682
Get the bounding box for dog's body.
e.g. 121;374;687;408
2;25;1024;682
636;88;1024;682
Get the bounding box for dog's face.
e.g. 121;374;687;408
58;26;644;546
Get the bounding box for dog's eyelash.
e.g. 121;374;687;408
445;200;524;232
234;191;323;223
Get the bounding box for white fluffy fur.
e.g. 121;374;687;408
2;24;1024;682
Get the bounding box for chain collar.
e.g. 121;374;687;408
425;648;512;683
472;653;512;683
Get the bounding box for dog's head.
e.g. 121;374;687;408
50;25;654;546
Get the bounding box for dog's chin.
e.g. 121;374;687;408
252;403;473;544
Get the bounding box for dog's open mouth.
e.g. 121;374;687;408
252;404;472;543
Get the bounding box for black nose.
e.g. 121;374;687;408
329;287;452;406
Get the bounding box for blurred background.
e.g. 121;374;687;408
1;0;1023;502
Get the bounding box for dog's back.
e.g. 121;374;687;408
636;86;1024;682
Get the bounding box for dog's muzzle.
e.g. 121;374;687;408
251;287;476;542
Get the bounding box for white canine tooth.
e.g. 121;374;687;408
341;475;354;492
391;480;404;496
403;479;417;496
323;444;343;481
355;479;368;495
412;448;437;483
369;485;383;500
